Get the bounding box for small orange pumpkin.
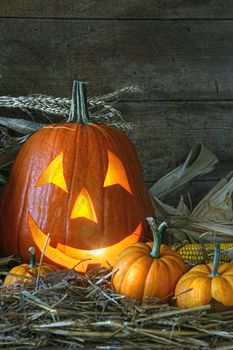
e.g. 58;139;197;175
3;246;57;286
112;217;187;303
175;243;233;308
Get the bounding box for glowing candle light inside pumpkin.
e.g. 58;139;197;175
71;187;98;223
28;212;141;273
88;248;106;256
104;150;132;194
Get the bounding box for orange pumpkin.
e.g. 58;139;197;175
0;81;154;273
3;247;57;286
175;243;233;308
112;217;187;303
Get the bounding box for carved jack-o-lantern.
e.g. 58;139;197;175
0;82;154;272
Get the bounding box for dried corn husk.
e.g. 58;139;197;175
150;143;218;201
192;172;233;221
152;170;233;245
0;117;44;135
169;172;233;243
150;143;233;245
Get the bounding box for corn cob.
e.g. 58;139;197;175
172;243;233;265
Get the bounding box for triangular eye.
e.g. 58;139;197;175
36;151;68;192
70;187;98;223
104;150;132;194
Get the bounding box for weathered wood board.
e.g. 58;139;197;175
0;19;233;101
1;1;233;19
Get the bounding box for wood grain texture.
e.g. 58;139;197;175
0;19;233;100
121;101;233;183
1;1;233;19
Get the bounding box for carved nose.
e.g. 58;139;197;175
70;187;98;223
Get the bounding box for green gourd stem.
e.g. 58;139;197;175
28;246;36;269
68;80;89;124
209;243;220;278
146;217;167;258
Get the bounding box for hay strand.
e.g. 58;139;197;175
0;267;233;349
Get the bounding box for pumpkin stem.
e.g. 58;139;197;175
146;217;167;258
209;243;220;278
28;246;36;269
68;80;89;124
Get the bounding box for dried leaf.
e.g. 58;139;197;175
150;143;218;201
192;172;233;221
169;215;233;242
0;117;44;135
150;144;233;243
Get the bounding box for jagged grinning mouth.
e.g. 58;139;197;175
28;212;142;273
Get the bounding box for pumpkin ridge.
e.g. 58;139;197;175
159;244;175;255
217;263;233;275
17;137;46;257
178;276;212;307
89;124;108;243
162;255;186;273
10;138;33;255
116;249;147;270
45;128;63;244
116;244;150;261
113;251;147;293
177;266;211;283
158;257;180;297
160;254;186;275
143;258;168;301
120;255;152;300
88;124;106;245
65;124;80;251
211;275;233;306
142;257;156;301
189;264;211;275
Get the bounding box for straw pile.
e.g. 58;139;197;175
1;261;233;350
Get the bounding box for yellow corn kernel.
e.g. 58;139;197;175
172;243;233;264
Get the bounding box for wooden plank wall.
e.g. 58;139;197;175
0;1;233;204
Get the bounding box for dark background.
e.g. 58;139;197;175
1;0;233;204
